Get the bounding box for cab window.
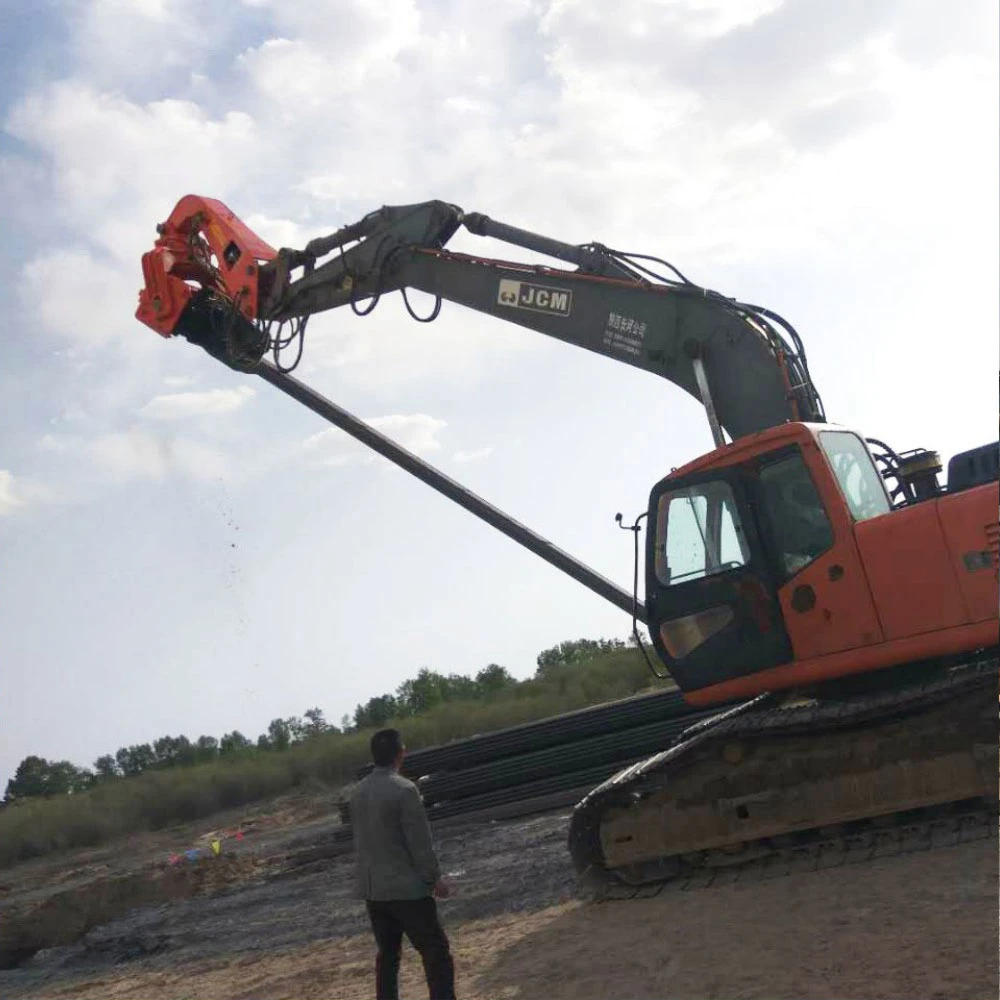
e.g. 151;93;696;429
818;431;891;522
758;452;834;579
655;481;750;586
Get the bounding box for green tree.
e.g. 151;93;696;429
219;731;251;755
535;638;625;677
285;716;307;744
68;766;95;794
4;756;51;801
354;694;399;730
303;707;331;737
195;735;219;763
265;718;292;752
44;761;81;795
93;754;119;780
152;735;196;768
115;744;156;776
475;663;516;699
396;668;449;715
440;673;478;702
4;757;93;801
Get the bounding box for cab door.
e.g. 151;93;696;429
757;438;884;661
646;468;792;695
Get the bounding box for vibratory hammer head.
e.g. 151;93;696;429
135;279;269;372
172;289;270;372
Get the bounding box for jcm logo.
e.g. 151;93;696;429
497;279;572;317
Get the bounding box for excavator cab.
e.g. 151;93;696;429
647;423;883;699
647;422;998;707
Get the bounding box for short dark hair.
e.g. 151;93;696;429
370;728;404;767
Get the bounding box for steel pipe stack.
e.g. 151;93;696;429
339;687;719;832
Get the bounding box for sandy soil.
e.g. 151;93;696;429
2;805;996;1000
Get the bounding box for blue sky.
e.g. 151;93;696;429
1;0;997;787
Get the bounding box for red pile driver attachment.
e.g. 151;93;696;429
136;195;276;370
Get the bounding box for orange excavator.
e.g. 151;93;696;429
136;195;998;895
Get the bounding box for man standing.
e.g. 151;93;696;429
350;728;456;1000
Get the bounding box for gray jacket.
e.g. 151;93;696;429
349;767;441;901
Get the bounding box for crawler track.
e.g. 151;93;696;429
569;659;998;899
584;795;997;900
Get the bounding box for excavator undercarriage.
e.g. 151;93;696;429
570;656;998;897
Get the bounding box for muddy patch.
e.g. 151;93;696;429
0;812;578;996
0;855;264;969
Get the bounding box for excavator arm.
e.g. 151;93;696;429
131;193;833;637
136;196;824;442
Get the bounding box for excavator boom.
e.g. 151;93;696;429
137;196;824;442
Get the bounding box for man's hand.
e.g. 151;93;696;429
433;879;451;899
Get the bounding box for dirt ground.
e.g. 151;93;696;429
1;800;996;1000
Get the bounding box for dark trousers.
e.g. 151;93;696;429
365;897;455;1000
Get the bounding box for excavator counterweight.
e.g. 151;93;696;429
135;194;999;896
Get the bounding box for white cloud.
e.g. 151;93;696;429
257;0;422;60
668;0;785;38
20;249;142;347
237;39;339;113
442;97;487;115
294;173;352;201
239;214;301;251
6;84;259;265
68;0;255;92
0;470;60;516
88;429;171;482
302;414;447;467
38;435;72;455
92;429;233;484
166;437;234;483
452;447;493;464
41;428;232;485
9;2;995;271
163;375;198;388
368;414;446;454
234;2;423;131
0;471;23;516
139;386;256;420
